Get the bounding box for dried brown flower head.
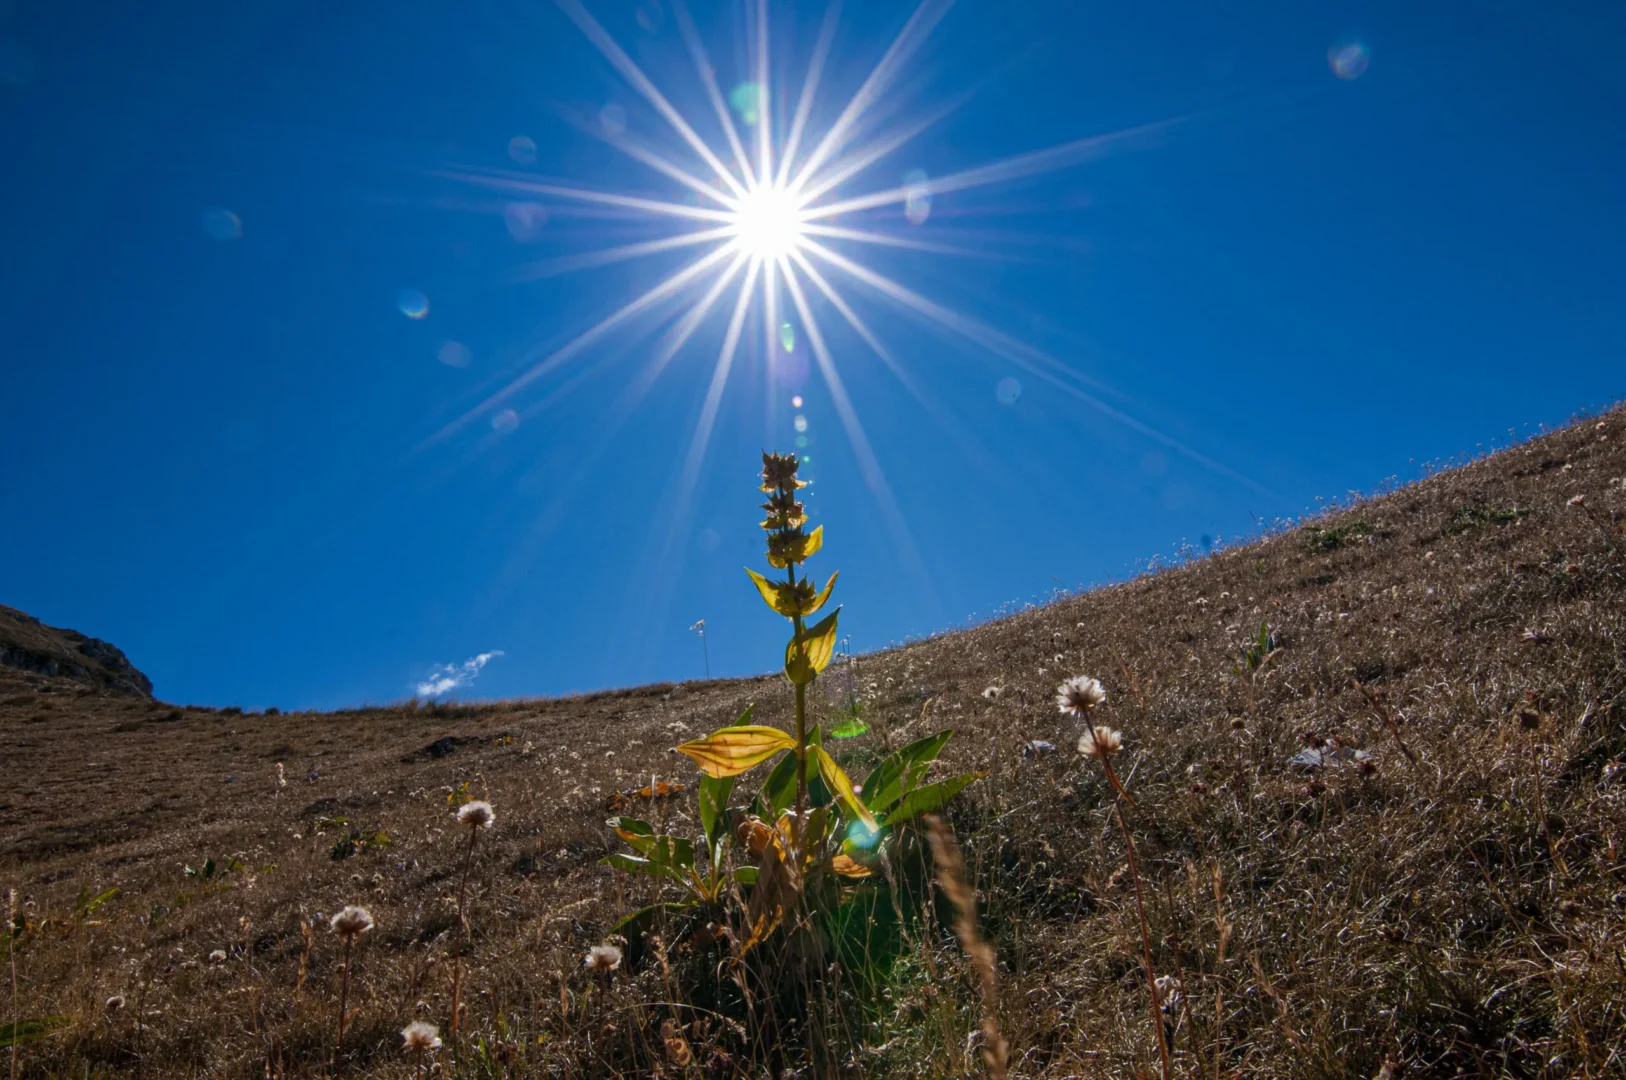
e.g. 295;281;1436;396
1516;707;1542;732
760;451;806;494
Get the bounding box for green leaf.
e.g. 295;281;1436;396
755;726;826;819
813;746;878;831
785;607;840;685
733;866;760;887
602;835;696;882
608;817;657;856
861;730;954;813
611;901;694;939
698;774;736;865
675;725;796;778
0;1017;67;1049
882;773;980;827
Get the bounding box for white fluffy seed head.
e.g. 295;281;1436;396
329;905;374;939
1056;675;1107;716
585;943;623;972
401;1021;441;1052
1078;726;1124;760
456;800;495;830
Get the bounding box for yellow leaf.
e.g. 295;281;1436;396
744;567;797;617
674;726;796;778
784;607;839;686
802;525;824;559
830;854;874;878
802;571;838;616
812;745;878;831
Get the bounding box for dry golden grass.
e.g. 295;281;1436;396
3;406;1625;1078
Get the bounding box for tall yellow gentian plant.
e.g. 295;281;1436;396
674;452;872;861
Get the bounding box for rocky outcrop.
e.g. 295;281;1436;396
0;604;153;697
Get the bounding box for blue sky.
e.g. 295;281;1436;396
2;0;1622;710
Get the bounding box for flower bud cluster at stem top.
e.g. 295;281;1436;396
760;452;812;568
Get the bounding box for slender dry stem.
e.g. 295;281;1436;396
926;815;1008;1080
450;824;479;1035
8;889;17;1080
334;936;353;1073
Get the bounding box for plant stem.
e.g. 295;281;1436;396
450;825;478;1035
335;936;352;1074
8;900;16;1080
1110;794;1172;1080
1530;734;1568;878
786;561;809;855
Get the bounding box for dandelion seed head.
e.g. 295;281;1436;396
1078;725;1123;759
402;1021;442;1052
1056;675;1107;716
585;943;623;972
330;905;375;939
456;799;495;830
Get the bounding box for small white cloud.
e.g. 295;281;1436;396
416;651;503;698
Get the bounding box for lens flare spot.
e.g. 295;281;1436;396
729;82;761;126
201;207;243;240
995;376;1022;405
504;202;547;240
491;408;519;432
634;1;663;32
438;341;472;368
791;395;803;408
599;103;628;138
793;414;808;433
795;436;809;449
779;321;796;353
845;819;880;850
697;527;721;553
397;290;429;319
903;169;932;226
1328;42;1369;80
508;135;538;164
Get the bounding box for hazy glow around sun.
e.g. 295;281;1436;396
729;182;806;260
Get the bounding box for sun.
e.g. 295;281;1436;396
729;181;806;261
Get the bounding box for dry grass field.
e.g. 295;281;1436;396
4;406;1625;1079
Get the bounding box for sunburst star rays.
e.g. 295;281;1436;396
428;0;1269;652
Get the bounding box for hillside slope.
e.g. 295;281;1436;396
0;604;152;697
2;407;1623;1079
